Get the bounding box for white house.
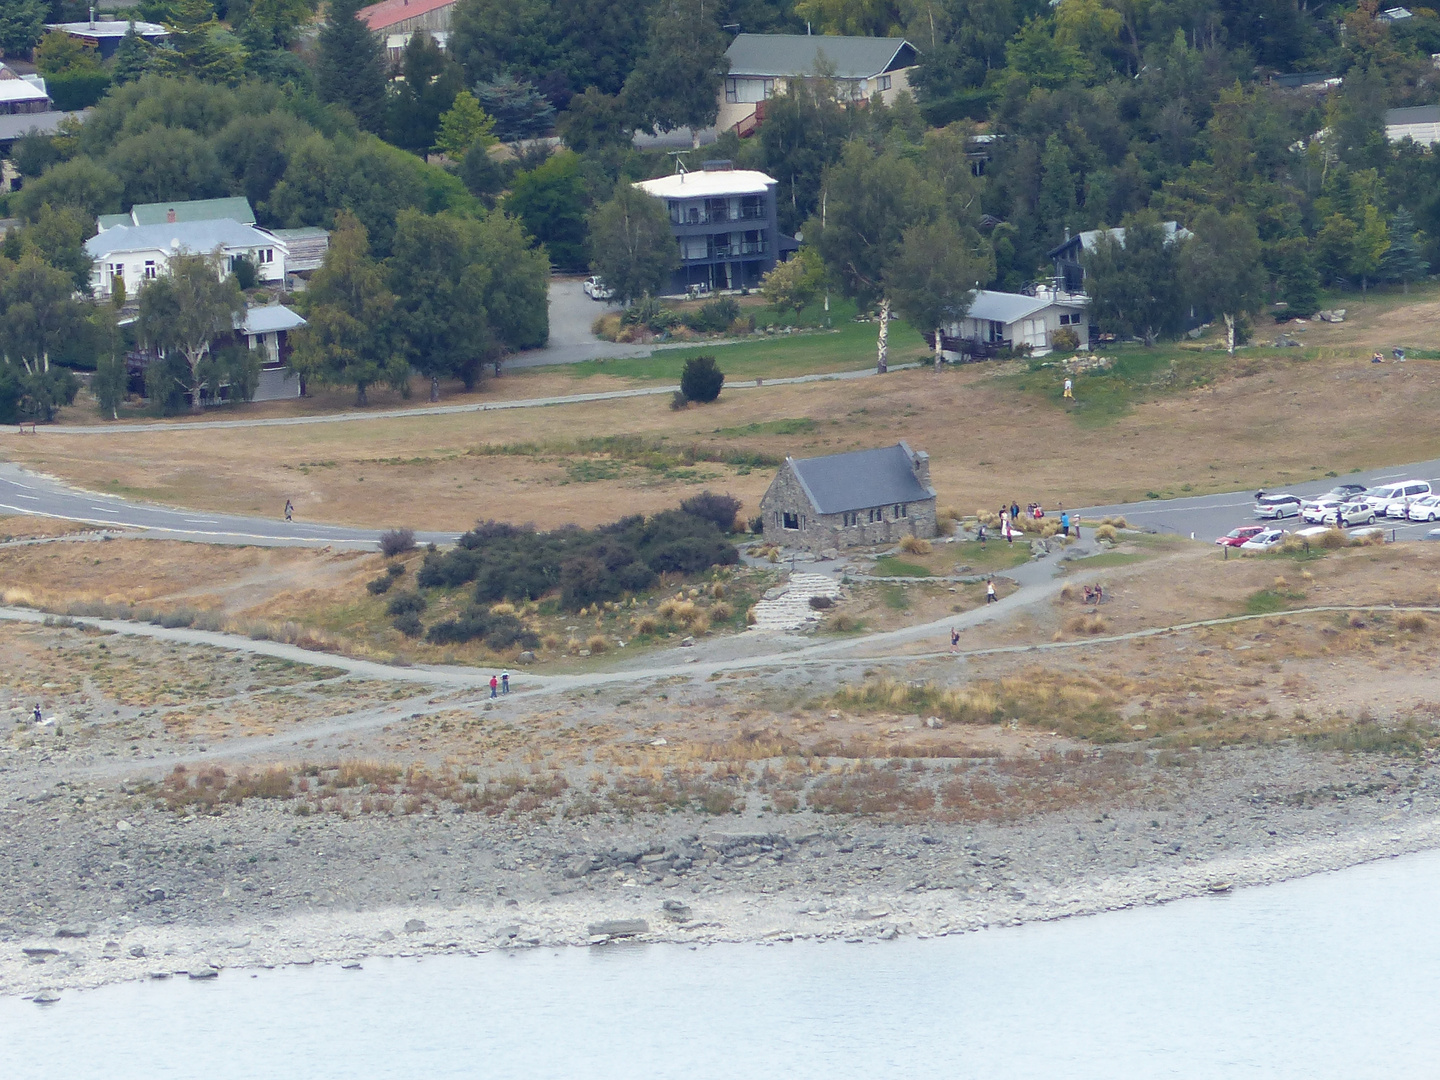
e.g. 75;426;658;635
718;34;919;136
85;219;288;299
941;289;1088;358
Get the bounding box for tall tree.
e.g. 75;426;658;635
433;89;497;159
885;218;994;367
1181;208;1265;354
475;74;555;142
386;31;465;154
111;22;158;84
1083;214;1187;346
505;150;590;270
1276;238;1320;318
1380;207;1427;293
809;141;936;372
622;0;728;137
587;182;677;304
316;0;388;134
289;212;404;405
389;210;494;400
161;0;248;84
136;254;246;412
0;253;87;420
0;0;46;58
557;88;632;154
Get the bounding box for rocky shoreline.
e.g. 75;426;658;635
6;742;1438;1001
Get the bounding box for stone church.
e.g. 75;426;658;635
759;442;938;553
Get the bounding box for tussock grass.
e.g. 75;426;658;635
1062;613;1110;635
899;535;933;555
1093;524;1120;543
1397;612;1430;632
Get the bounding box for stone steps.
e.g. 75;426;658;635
750;573;843;632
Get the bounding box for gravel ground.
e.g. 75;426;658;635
5;742;1437;999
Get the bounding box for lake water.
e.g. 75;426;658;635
5;849;1439;1079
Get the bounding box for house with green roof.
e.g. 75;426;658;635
96;197;256;233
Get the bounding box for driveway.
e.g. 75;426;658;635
506;278;652;369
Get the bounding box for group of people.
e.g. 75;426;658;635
490;672;510;697
993;502;1076;541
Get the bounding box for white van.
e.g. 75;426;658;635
1359;480;1432;519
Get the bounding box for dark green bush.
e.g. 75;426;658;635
386;592;426;616
680;490;741;532
680;355;724;403
425;607;539;649
392;612;424;637
366;575;393;595
683;297;740;334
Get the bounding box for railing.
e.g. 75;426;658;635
669;204;767;226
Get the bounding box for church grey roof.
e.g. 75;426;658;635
787;443;932;515
725;34;918;80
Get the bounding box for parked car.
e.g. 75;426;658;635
1295;525;1333;539
1254;493;1301;519
1216;526;1266;547
1301;500;1343;525
1426;528;1440;541
1406;495;1440;522
1240;529;1288;551
583;276;614;301
1339;500;1376;525
1355;480;1432;519
1300;483;1367;509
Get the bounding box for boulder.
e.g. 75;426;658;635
188;966;219;980
403;918;428;933
54;925;89;939
586;918;649;938
661;900;692;922
32;990;60;1005
518;651;536;663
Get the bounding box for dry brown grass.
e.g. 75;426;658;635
899;535;933;555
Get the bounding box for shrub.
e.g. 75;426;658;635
1094;524;1119;543
680;355;724;403
898;536;932;555
683;297;741;334
392;612;424;637
386;592;426;616
748;515;764;534
386;562;406;578
379;528;417;557
1063;614;1109;635
1317;528;1348;549
426;607;540;649
585;634;610;653
1397;612;1430;632
809;595;834;610
681;491;742;532
366;575;394;595
1051;326;1080;351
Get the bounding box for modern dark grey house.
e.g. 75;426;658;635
760;443;938;553
635;162;792;295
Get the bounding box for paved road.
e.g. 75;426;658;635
0;462;459;548
1076;457;1440;543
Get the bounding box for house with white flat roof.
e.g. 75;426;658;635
634;162;790;295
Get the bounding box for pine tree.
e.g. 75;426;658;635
316;0;388;134
433;90;496;159
1038;134;1077;233
1381;208;1429;293
161;0;247;85
1280;242;1321;317
110;23;155;85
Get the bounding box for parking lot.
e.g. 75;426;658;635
1077;458;1440;544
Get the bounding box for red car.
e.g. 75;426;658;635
1216;526;1265;547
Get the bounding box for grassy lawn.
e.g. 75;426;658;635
873;556;932;577
951;541;1033;574
544;316;930;383
1067;550;1153;569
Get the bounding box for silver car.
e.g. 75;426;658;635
1254;493;1301;519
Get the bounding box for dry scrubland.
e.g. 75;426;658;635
4;311;1440;530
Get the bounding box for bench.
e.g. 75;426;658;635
17;421;36;435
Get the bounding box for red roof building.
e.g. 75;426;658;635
357;0;456;34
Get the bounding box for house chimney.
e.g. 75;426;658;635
166;208;176;223
89;6;95;27
910;449;931;489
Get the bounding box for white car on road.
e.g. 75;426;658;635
1240;529;1288;551
582;276;614;301
1253;493;1301;519
1406;495;1440;522
1338;500;1376;525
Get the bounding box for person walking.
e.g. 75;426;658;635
950;627;960;652
489;674;498;699
33;703;41;724
284;499;293;522
1011;501;1020;522
501;671;510;695
986;579;997;603
1061;510;1070;538
1004;519;1014;544
1063;377;1073;400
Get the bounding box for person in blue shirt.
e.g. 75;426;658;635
1061;510;1070;538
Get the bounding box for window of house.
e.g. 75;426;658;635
843;511;860;527
877;74;892;92
144;261;157;279
868;508;879;523
783;512;799;530
110;263;124;280
896;504;907;518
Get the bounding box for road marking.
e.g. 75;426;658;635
8;493;36;500
88;506;120;514
183;518;220;524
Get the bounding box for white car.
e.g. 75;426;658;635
582;276;614;301
1407;495;1440;522
1301;500;1343;525
1300;484;1368;510
1338;500;1375;525
1240;529;1288;551
1356;480;1432;519
1254;494;1301;519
